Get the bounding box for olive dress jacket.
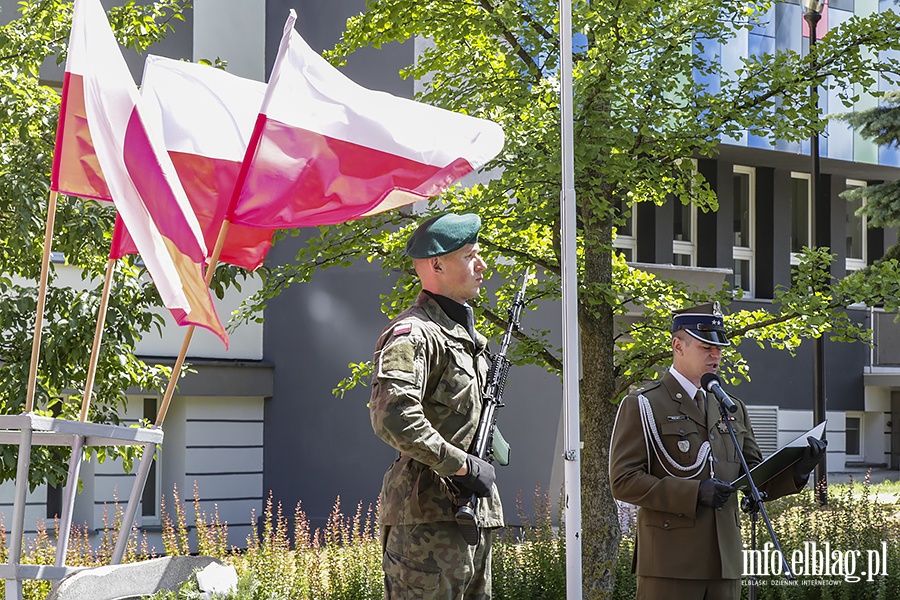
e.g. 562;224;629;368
609;371;800;580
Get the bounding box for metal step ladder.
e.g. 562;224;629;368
0;413;163;600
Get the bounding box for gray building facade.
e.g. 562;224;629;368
4;0;900;538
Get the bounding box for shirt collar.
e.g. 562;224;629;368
423;290;480;347
669;366;700;400
424;290;468;325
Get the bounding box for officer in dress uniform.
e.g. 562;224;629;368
369;213;502;599
609;303;826;600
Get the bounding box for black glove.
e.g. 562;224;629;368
793;436;827;485
451;455;496;498
698;478;737;509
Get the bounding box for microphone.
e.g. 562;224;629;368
700;373;738;414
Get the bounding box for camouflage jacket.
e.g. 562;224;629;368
370;291;503;527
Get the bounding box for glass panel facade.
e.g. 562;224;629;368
845;416;861;456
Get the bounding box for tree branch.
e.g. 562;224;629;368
477;0;543;80
480;236;560;275
480;304;563;372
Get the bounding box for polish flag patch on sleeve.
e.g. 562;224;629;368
392;323;412;337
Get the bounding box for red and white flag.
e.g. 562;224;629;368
51;0;227;346
228;10;505;229
112;56;274;271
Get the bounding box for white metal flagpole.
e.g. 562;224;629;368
559;0;583;598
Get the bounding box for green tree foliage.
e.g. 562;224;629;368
839;91;900;263
235;1;900;597
0;0;243;490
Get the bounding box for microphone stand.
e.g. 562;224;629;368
742;496;762;600
715;395;794;593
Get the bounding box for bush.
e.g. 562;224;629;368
738;476;900;599
492;486;566;599
3;480;898;599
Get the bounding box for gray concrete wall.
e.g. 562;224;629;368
255;5;567;522
266;0;412;96
261;226;566;529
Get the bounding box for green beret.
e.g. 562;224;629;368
405;213;482;258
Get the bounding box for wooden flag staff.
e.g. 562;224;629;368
79;258;116;422
24;190;59;414
55;256;116;566
111;219;232;564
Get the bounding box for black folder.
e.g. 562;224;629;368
730;420;826;491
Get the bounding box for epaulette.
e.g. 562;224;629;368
633;379;663;395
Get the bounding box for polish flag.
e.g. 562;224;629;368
111;56;274;271
52;0;227;346
228;10;505;229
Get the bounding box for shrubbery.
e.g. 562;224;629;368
736;477;900;599
1;479;897;599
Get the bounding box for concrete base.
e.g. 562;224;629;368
46;556;222;600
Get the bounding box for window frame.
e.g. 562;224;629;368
672;203;697;267
613;200;637;261
844;412;863;461
732;165;756;298
844;178;868;272
789;171;813;266
139;397;162;527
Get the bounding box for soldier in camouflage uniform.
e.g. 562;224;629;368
370;213;503;599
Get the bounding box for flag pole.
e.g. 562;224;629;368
559;0;583;598
79;257;116;421
112;218;231;564
56;256;117;566
25;189;60;413
116;16;274;558
155;220;230;427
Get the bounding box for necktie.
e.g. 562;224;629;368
695;390;705;415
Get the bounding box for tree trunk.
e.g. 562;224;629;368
579;216;621;599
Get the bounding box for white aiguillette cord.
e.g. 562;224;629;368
638;394;711;479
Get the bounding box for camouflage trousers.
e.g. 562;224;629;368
381;521;494;599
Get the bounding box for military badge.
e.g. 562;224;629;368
717;420;730;434
677;439;690;453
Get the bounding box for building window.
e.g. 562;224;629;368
790;172;812;265
845;413;862;459
613;198;637;261
733;166;755;297
141;397;161;525
845;179;867;272
673;201;696;266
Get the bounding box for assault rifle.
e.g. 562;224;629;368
455;269;530;545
